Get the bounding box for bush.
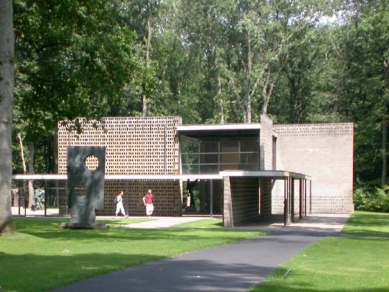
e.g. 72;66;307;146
354;185;389;212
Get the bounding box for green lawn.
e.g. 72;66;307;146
0;217;263;292
250;211;389;292
3;212;389;292
341;211;389;236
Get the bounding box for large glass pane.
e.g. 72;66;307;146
200;164;219;173
181;140;199;167
240;153;259;164
181;140;199;153
199;153;218;164
182;153;199;164
180;134;261;174
220;141;238;149
182;164;199;174
220;163;239;171
239;163;259;171
240;138;259;152
220;153;239;164
200;141;219;152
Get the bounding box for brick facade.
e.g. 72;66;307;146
57;117;182;216
260;115;274;170
55;116;354;218
273;123;354;213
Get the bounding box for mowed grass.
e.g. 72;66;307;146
341;211;389;236
250;211;389;292
0;217;263;292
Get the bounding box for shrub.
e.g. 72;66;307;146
354;185;389;212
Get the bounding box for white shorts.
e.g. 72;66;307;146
146;204;154;215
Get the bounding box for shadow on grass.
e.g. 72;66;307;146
0;251;164;292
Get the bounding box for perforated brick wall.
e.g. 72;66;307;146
58;117;181;175
273;123;354;213
57;117;182;216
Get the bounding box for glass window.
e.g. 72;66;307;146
200;164;219;173
180;134;260;174
182;164;199;174
200;141;219;152
199;153;218;164
240;139;259;152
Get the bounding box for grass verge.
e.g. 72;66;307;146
0;217;263;292
250;211;389;292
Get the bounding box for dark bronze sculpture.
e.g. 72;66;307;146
61;146;107;229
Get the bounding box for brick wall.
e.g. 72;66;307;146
260;179;273;215
273;123;354;213
57;117;182;216
260;115;274;170
223;176;260;227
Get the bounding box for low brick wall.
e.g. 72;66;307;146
224;176;260;227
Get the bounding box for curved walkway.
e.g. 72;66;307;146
50;214;351;292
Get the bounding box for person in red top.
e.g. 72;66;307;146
142;189;155;218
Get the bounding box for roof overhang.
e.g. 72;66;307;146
177;124;261;138
12;171;310;181
220;170;311;180
11;174;224;181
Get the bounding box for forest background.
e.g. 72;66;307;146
8;0;389;212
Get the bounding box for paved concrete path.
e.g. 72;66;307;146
50;214;351;292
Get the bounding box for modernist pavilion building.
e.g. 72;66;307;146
13;115;354;227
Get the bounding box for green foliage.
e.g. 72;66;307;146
9;0;389;187
12;0;142;173
354;185;389;212
14;0;139;134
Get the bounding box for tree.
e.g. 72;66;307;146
348;1;389;186
0;0;14;234
12;0;140;180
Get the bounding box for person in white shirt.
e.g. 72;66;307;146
115;190;128;218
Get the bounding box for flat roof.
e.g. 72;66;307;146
11;174;223;180
219;170;310;180
12;171;310;181
177;124;261;132
177;124;262;138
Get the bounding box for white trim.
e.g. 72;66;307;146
11;171;310;181
11;174;223;180
12;174;68;180
177;124;261;132
219;170;311;179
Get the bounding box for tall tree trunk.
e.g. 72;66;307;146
17;133;27;173
217;71;224;124
0;0;15;234
382;60;389;187
382;101;387;188
245;29;252;123
28;142;35;208
142;18;153;117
